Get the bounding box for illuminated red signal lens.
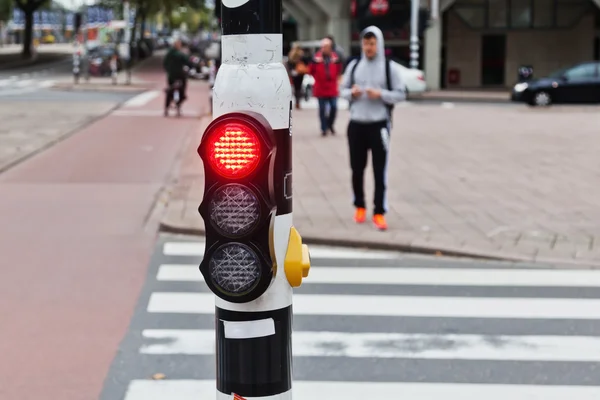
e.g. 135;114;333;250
206;122;262;179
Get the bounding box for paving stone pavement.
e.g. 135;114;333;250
0;55;170;174
159;102;600;266
0;101;121;173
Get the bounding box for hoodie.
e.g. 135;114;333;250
340;26;406;123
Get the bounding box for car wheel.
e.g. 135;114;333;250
532;91;551;107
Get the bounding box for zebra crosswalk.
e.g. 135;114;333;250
113;237;600;400
0;76;56;96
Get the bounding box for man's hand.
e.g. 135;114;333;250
351;84;362;98
366;88;381;99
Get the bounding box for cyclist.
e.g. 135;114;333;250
163;38;195;116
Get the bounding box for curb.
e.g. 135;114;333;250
411;96;511;104
49;83;152;93
157;221;502;261
157;221;600;268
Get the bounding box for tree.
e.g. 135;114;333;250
14;0;48;58
0;0;12;22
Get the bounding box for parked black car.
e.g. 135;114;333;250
511;61;600;106
88;45;122;77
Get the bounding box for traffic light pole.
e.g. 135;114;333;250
200;1;308;399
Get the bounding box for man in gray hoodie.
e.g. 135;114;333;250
339;25;406;231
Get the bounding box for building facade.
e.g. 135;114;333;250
441;0;600;88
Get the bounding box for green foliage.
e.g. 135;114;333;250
0;0;12;21
14;0;48;13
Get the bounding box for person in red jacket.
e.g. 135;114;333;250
309;38;343;136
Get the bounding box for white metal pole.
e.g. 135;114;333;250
123;1;131;44
431;0;439;20
83;1;89;81
410;0;420;69
123;1;132;84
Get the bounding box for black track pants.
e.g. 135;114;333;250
347;119;390;215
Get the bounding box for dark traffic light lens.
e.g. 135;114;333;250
209;184;261;237
209;242;261;295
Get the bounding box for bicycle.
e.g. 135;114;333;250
164;80;184;117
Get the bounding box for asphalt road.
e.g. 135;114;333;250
100;233;600;400
0;54;71;79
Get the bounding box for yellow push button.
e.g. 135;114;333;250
284;226;311;287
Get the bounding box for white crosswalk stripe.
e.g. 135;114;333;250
0;76;56;96
121;239;600;399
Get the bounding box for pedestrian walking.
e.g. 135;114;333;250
286;44;310;109
339;26;406;231
325;34;346;68
309;38;343;137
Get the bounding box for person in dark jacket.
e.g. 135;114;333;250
309;38;343;136
287;44;311;109
162;39;195;115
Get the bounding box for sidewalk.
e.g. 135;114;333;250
159;102;600;266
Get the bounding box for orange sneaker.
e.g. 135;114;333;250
354;207;366;224
373;214;388;231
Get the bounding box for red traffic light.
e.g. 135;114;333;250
199;112;275;181
205;121;262;179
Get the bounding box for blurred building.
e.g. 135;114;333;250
212;0;600;90
438;0;600;89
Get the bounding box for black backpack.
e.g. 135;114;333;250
349;57;394;120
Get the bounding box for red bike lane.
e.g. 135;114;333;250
0;58;209;400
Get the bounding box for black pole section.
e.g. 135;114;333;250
215;307;293;397
221;0;283;35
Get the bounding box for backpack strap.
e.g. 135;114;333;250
384;57;394;123
385;56;392;91
349;58;359;87
349;59;360;108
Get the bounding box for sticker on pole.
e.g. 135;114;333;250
222;0;250;8
232;393;247;400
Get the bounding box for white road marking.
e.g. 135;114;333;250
123;379;600;400
156;264;600;287
139;329;600;362
123;90;160;107
38;80;56;88
162;241;400;259
14;79;34;87
147;292;600;320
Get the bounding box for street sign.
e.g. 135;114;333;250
370;0;390;15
